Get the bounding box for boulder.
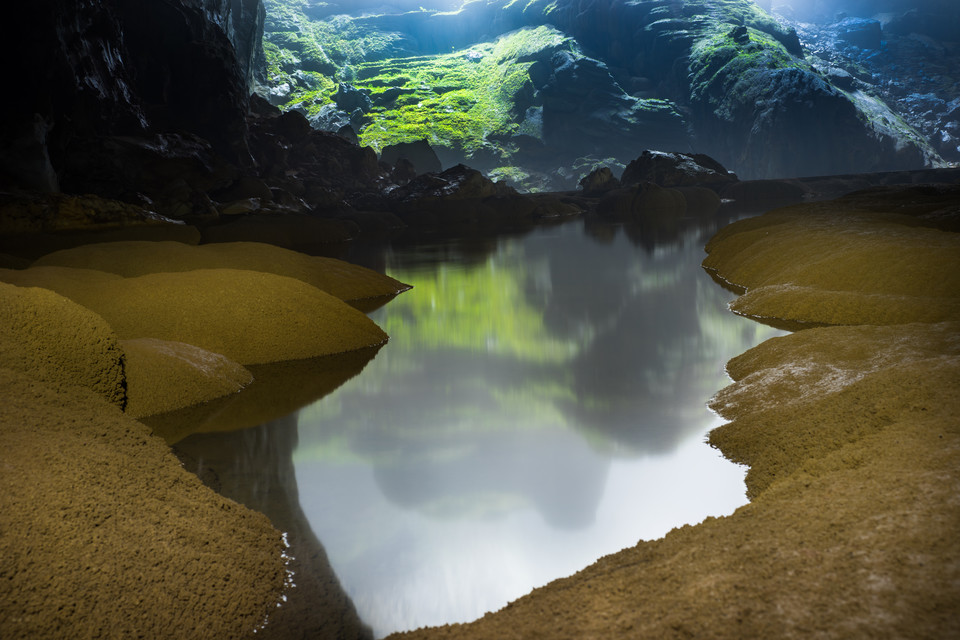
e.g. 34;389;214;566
834;18;882;51
333;83;373;113
578;167;620;195
620;151;736;191
388;164;516;214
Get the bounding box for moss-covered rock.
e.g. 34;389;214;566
261;0;943;183
0;281;126;408
33;240;410;304
702;198;960;327
121;338;253;418
0;266;389;365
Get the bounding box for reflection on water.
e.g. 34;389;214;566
175;217;784;639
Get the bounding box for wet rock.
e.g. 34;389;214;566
333;83;373;113
389;164;515;209
835;17;882;50
620;151;736;191
578;167;620;195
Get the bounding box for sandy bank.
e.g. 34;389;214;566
392;187;960;639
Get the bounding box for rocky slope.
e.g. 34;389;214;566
261;0;954;188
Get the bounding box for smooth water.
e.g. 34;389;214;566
174;218;784;639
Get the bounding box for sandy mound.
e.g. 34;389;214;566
33;240;410;303
709;321;960;497
121;338;253;418
702;206;960;326
0;367;286;638
0;281;125;407
0;266;388;365
144;347;381;444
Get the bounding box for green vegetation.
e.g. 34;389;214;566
353;26;574;157
689;25;804;107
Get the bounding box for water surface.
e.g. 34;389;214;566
175;217;784;638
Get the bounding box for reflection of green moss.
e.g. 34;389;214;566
382;255;579;362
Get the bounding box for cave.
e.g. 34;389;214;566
0;1;958;638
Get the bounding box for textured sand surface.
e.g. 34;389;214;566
0;241;410;637
0;266;388;365
121;337;254;418
34;240;410;302
0;368;287;638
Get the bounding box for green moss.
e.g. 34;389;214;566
350;26;575;155
689;26;804;105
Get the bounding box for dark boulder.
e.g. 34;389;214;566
834;18;882;50
578;167;620;196
620;151;736;191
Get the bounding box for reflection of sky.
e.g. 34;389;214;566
294;220;784;638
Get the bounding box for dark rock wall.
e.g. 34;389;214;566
0;0;265;194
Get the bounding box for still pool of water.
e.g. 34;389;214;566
172;217;784;638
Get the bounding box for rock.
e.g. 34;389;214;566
621;151;736;190
266;82;292;105
834;18;883;51
333;83;373;113
0;193;183;236
121;338;253;418
389;164;516;209
381;139;443;175
391;158;418;184
59;133;240;219
0;281;125;407
217;198;263;216
578;167;620;195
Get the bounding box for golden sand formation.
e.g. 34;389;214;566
1;191;958;637
0;241;409;637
